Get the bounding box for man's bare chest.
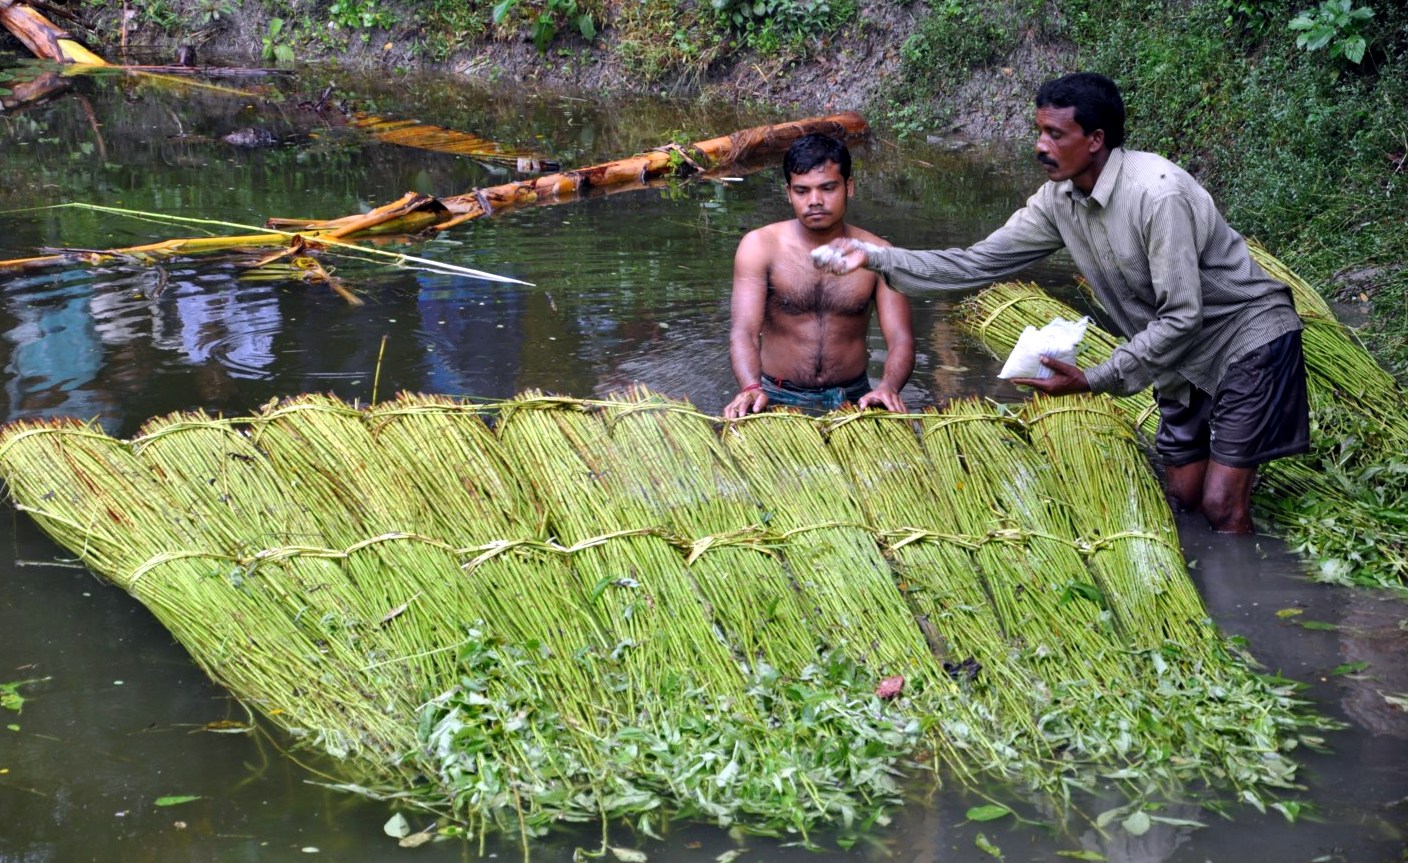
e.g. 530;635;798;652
766;270;874;318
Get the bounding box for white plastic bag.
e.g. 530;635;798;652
997;316;1089;380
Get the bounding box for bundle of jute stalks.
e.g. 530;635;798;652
0;389;1331;847
958;244;1408;589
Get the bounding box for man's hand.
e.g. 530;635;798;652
810;238;877;275
724;388;769;419
1010;356;1091;396
857;385;906;413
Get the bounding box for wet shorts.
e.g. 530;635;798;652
761;371;871;414
1154;329;1310;469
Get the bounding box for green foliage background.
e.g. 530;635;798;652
893;0;1408;374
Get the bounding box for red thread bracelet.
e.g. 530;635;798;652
741;383;762;393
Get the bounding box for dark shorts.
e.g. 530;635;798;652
761;372;871;414
1154;329;1310;469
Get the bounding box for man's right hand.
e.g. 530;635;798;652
724;388;769;419
811;238;875;275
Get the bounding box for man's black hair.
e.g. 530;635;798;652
782;134;851;184
1035;72;1126;150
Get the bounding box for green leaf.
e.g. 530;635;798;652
589;574;615;604
1060;580;1107;608
1095;806;1125;828
383;813;410;838
974;833;1003;859
1274;607;1304;618
1;679;44;714
1148;815;1206;828
1055;852;1106;861
154;795;202;807
1297;620;1339;631
1330;660;1369;676
1304;30;1334;51
491;0;516;24
1122;810;1151;836
965;804;1011;822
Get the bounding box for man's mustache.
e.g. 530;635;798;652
1036;154;1059;167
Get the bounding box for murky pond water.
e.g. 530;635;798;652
1;57;1405;863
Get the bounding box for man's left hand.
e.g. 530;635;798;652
857;385;907;413
1010;357;1091;396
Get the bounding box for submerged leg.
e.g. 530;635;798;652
1164;459;1208;514
1201;461;1257;534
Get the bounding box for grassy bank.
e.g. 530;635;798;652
891;0;1407;373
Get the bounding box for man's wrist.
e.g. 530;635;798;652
740;382;762;393
863;244;892;273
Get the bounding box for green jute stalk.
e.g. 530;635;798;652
918;401;1123;661
601;389;820;673
1;418;418;764
243;396;488;693
367;393;614;728
722;411;947;684
958;277;1408;588
236;396;586;795
495;394;750;708
1021;395;1212;651
820;411;1048;764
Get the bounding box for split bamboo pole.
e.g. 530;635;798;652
0;1;106;64
0;113;869;271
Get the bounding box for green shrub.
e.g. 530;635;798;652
899;0;1017;90
1289;0;1375;64
711;0;857;53
492;0;599;52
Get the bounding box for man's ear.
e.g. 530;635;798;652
846;177;855;197
1088;128;1106;153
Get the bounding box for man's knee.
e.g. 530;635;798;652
1202;484;1253;534
1163;461;1206;513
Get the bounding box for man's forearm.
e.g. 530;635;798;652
729;333;763;388
878;345;915;393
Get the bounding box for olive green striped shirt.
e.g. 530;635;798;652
868;148;1301;402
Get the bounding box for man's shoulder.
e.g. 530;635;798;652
1116;149;1198;190
843;224;889;247
736;221;790;256
744;219;808;247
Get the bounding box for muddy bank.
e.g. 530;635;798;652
17;0;1059;142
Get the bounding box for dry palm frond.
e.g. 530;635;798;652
348;112;552;169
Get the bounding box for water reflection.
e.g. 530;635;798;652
0;59;1404;863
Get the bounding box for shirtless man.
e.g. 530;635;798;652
723;134;914;419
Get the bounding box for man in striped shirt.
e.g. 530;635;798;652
815;72;1309;534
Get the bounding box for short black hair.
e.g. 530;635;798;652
782;133;851;184
1036;72;1126;150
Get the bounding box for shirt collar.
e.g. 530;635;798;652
1061;147;1124;209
